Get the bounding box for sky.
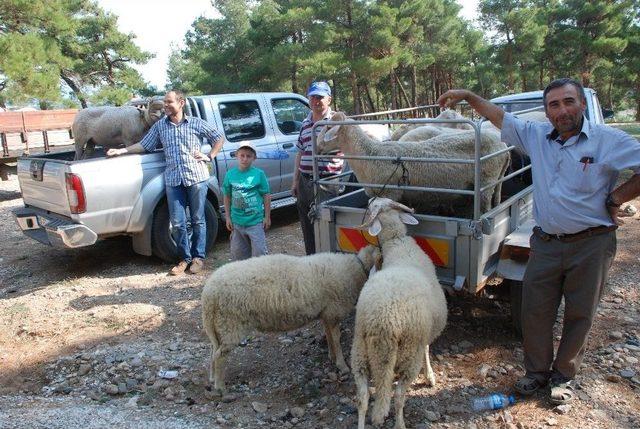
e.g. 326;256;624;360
97;0;480;90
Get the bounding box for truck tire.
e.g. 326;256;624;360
507;279;524;339
151;198;219;263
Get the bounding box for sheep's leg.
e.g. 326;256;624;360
209;345;216;384
354;365;370;429
324;320;349;373
83;139;96;159
423;344;436;387
393;381;408;429
394;347;425;429
480;191;492;214
351;336;370;429
492;154;510;207
321;319;337;364
212;343;234;396
322;319;349;373
369;337;397;427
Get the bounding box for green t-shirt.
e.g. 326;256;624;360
222;166;270;226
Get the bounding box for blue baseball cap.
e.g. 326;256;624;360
307;81;331;97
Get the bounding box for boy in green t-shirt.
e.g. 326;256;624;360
222;142;271;260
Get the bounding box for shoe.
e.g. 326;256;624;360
169;260;189;276
549;374;575;405
514;374;547;396
188;258;204;274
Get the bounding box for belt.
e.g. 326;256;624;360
533;225;617;243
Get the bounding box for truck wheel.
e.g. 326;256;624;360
151;198;219;263
507;279;524;339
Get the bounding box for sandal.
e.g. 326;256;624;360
550;380;575;405
514;374;546;396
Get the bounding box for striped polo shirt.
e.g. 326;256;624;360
140;115;223;187
296;110;343;176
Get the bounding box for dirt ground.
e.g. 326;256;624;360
0;172;638;429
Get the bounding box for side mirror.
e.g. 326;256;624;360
602;108;614;120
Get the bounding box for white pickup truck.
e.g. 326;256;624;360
13;92;310;262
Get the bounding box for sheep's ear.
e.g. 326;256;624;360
368;219;382;236
399;213;418;225
323;124;341;141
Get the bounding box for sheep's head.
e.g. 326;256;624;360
436;109;473;130
356;245;382;273
360;197;418;239
146;98;165;122
317;112;349;154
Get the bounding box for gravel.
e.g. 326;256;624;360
1;173;639;428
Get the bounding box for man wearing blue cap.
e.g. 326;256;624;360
292;81;343;254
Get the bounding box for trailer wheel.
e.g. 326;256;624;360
507;279;524;339
151;198;219;263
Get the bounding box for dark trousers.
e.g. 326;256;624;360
295;173;338;255
522;230;616;382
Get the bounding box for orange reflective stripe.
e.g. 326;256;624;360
414;237;445;266
338;227;449;267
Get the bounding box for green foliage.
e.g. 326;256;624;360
2;0;638;114
0;0;153;108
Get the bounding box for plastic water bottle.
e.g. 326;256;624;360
471;393;515;411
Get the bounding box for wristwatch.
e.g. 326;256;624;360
605;193;621;208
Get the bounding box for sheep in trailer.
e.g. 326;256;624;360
317;112;510;215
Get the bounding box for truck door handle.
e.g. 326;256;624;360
230;151;236;157
282;143;294;149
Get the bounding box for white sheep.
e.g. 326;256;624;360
201;245;381;395
397;124;461;142
317;112;510;215
351;198;448;429
72;98;164;159
429;109;474;130
389;123;422;140
358;123;391;141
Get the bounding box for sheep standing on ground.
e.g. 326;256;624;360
201;245;380;395
72;98;164;159
351;198;448;429
317;112;510;215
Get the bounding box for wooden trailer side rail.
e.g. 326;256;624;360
0;109;78;158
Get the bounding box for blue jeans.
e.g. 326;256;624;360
166;181;208;262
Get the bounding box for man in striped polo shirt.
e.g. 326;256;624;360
292;81;343;255
107;90;225;275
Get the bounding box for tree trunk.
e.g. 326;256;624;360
364;84;375;112
394;72;411;108
635;77;640;122
539;56;545;89
411;65;417;107
390;72;397;110
61;73;88;108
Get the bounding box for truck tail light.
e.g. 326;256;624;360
65;173;86;214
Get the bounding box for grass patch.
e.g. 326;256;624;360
610;122;640;138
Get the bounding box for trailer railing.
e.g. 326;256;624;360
310;103;542;220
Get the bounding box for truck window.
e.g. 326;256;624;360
271;98;310;134
186;99;195;116
196;99;207;120
218;101;265;142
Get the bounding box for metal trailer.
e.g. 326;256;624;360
310;106;538;297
